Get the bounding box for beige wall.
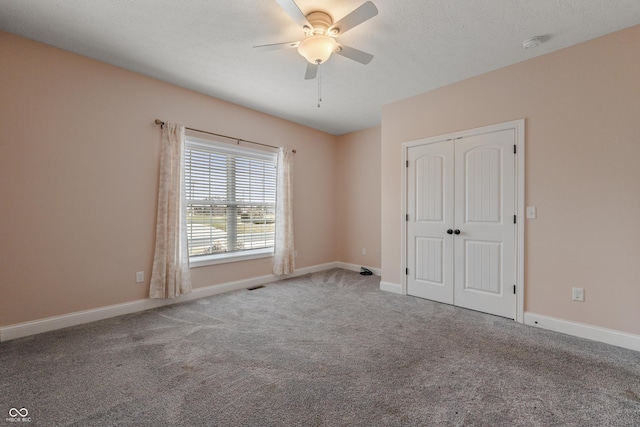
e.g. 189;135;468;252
0;32;343;326
335;127;381;269
381;25;640;335
5;24;638;339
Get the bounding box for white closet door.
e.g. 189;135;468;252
453;129;516;318
406;127;517;319
406;140;454;304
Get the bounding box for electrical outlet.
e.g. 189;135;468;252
572;287;584;302
362;248;367;256
136;271;144;283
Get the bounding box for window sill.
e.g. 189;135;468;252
189;248;274;268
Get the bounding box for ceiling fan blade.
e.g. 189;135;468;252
336;44;374;65
304;63;318;80
329;1;378;35
253;41;300;52
274;0;312;30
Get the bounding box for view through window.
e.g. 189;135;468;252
185;138;277;262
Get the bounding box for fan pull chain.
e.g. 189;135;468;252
317;64;322;108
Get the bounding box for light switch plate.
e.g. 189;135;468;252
526;206;537;219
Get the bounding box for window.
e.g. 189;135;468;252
185;137;277;266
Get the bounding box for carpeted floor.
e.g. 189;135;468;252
1;268;639;426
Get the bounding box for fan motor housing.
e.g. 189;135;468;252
305;11;333;35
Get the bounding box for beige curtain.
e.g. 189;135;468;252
273;147;295;275
149;123;192;298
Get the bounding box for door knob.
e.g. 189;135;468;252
447;229;453;234
454;229;461;235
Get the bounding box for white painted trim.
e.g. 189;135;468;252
189;247;273;268
400;144;408;295
380;281;403;294
290;262;340;276
0;262;339;342
6;273;637;354
0;299;165;342
514;119;525;323
524;312;640;352
336;262;381;276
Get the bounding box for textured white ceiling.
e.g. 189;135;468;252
1;0;639;135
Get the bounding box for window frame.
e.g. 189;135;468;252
184;135;277;268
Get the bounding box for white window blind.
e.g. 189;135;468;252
185;138;277;261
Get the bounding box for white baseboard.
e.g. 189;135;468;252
5;271;638;354
336;262;381;276
0;262;340;342
380;281;403;295
524;312;640;352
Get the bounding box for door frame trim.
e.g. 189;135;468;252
401;119;525;323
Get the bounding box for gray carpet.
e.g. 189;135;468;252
1;268;639;426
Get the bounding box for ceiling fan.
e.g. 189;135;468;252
254;0;378;80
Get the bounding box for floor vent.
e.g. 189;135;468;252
247;285;265;291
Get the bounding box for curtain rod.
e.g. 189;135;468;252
154;119;296;153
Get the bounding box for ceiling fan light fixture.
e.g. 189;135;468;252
298;35;337;64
